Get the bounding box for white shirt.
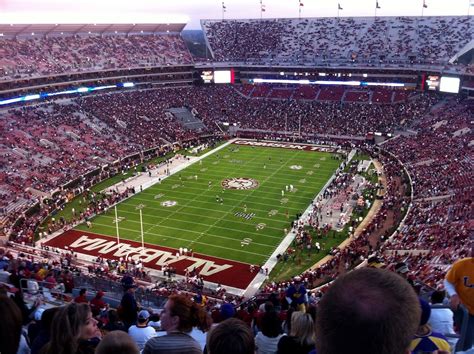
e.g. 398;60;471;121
255;332;286;354
128;324;156;350
429;306;455;335
189;327;207;350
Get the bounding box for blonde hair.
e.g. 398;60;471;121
290;311;315;347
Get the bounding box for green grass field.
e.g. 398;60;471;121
75;143;340;265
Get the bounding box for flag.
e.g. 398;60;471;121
423;0;428;8
261;4;266;11
338;3;343;10
299;1;304;6
376;1;381;9
222;1;226;10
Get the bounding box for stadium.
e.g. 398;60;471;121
0;1;473;353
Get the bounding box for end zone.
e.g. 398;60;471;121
43;230;257;292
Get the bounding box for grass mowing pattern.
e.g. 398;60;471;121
75;144;340;265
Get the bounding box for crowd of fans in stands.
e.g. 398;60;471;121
0;15;473;354
203;16;473;69
0;34;193;81
1;249;472;354
0;85;436;233
1;89;471;296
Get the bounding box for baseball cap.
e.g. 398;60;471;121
138;310;150;321
220;303;235;320
395;262;409;274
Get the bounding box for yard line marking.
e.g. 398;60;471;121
114;207;286;232
120;200;293;226
99;214;278;244
86;221;268;258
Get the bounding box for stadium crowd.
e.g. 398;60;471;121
0;84;437;233
0;34;193;81
0;98;472;351
203;16;473;69
1;248;473;354
0;10;472;354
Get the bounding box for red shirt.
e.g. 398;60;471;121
74;294;88;303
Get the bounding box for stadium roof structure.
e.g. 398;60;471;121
0;23;186;37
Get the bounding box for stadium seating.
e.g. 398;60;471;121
1;15;473;353
202;16;473;69
0;34;193;81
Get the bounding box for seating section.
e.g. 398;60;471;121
0;16;473;354
0;34;193;81
202;16;473;68
1;91;472;332
0;85;440;234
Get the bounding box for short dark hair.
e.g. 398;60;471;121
260;311;282;338
207;318;254;354
430;290;446;304
316;267;420;354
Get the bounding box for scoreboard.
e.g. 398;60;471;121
423;74;460;94
200;69;235;84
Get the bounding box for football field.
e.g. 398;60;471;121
74;141;341;266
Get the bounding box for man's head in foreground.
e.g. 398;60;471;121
316;267;421;354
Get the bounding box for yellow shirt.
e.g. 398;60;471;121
445;257;474;315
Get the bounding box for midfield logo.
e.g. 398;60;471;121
222;177;259;190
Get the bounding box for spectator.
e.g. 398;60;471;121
96;331;139;354
285;277;307;311
0;294;28;354
120;276;138;329
143;294;210;354
429;290;456;337
219;303;236;322
90;291;108;317
315;268;420;354
207;318;255;354
0;264;11;283
102;309;126;333
128;310;156;351
74;288;88;304
42;303;101;354
28;308;45;346
30;307;60;354
409;298;451;353
277;311;315;354
12;289;41;325
444;236;474;352
255;310;285;354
